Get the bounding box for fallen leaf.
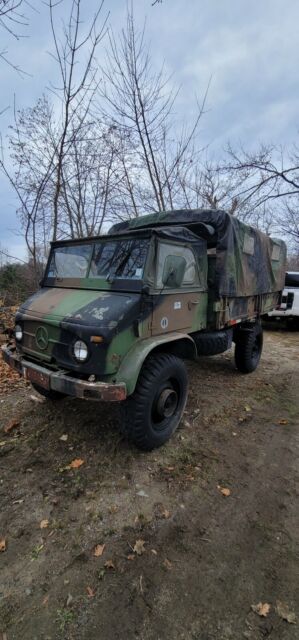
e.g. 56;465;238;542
59;434;68;441
29;394;43;403
86;586;95;598
108;504;118;514
98;569;105;580
104;559;115;570
151;549;158;555
42;595;49;606
66;593;73;607
244;405;251;412
0;538;6;552
68;458;85;469
251;602;271;617
161;509;171;519
163;558;172;570
93;544;105;557
40;519;49;529
139;574;144;594
133;539;146;556
127;554;135;561
276;600;297;624
278;419;288;425
4;418;20;433
217;485;231;497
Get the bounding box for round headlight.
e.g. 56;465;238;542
15;324;23;341
73;340;88;362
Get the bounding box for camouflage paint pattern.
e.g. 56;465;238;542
3;208;287;400
110;208;287;297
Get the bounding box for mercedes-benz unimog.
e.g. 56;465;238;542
2;209;286;450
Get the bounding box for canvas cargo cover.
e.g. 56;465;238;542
110;208;287;297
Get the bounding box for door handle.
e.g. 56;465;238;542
188;300;201;309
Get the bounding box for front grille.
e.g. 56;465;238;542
22;320;66;363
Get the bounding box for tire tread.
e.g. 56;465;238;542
121;353;188;450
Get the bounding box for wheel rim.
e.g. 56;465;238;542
156;388;178;418
151;381;179;430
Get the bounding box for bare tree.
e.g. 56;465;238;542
4;96;120;262
222;142;299;244
1;0;112;275
100;8;206;216
47;0;108;240
0;0;29;74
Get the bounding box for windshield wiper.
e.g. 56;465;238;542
106;271;116;283
106;249;134;282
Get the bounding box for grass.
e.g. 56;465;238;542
31;544;44;560
56;608;75;632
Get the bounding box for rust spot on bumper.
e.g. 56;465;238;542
1;345;126;402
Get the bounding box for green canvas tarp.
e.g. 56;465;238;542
109;208;287;297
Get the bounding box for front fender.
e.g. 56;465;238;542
114;332;196;396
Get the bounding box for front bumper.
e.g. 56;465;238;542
1;345;127;402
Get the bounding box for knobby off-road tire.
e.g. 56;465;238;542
234;322;263;374
31;383;66;401
121;353;188;451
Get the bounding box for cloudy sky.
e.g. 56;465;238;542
1;0;299;259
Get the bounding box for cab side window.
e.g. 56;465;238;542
156;243;198;288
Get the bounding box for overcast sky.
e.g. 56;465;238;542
1;0;299;259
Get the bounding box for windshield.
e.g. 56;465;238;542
47;238;148;281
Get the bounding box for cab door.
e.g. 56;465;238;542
150;241;208;335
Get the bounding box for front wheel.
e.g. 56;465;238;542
234;322;263;374
121;353;188;451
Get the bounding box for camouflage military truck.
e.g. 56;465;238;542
2;209;286;450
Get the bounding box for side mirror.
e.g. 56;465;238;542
162;255;186;288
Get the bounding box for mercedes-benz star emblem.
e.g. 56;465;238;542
35;326;49;350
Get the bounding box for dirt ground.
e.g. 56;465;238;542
0;325;298;640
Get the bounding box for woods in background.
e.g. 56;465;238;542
0;0;298;283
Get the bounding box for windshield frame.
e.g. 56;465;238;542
43;233;152;291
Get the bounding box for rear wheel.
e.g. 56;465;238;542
234;322;263;374
31;383;66;401
121;353;188;451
